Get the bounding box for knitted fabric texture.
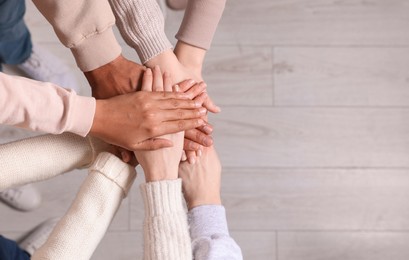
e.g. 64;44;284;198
109;0;173;63
32;152;136;260
140;179;192;260
0;133;109;191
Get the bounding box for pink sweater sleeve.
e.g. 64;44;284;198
0;73;95;136
176;0;226;50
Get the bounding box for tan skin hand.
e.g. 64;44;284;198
178;146;222;210
134;66;186;182
84;54;145;99
90;89;206;151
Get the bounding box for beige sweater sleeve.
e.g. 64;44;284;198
0;133;109;191
32;0;122;72
176;0;226;50
109;0;173;63
140;179;192;260
32;152;136;260
0;73;95;136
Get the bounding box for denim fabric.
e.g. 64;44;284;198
0;236;30;260
0;0;32;64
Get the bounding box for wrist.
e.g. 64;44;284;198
174;41;205;73
187;195;222;210
144;168;179;182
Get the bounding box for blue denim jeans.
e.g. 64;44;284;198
0;236;30;260
0;0;32;67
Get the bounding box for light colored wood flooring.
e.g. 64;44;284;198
1;0;409;259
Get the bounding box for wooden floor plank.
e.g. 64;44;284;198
278;231;409;260
274;47;409;106
211;107;409;168
222;168;409;230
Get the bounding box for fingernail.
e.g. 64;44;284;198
121;151;128;161
181;151;187;161
198;119;204;125
204;137;213;146
154;65;160;71
197;149;202;157
174;84;180;92
145;68;152;75
188;156;196;164
199;107;207;115
203;125;213;134
194;101;201;108
189;79;196;86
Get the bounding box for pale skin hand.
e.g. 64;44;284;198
145;49;219;164
134;66;188;182
178;146;222;210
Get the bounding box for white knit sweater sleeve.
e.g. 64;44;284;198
108;0;173;63
188;205;243;260
32;152;136;260
140;179;192;260
0;133;109;191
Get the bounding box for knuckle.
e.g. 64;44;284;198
178;120;186;130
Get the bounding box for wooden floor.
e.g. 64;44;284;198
2;0;409;259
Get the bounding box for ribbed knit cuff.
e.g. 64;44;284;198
175;0;226;50
70;28;122;72
90;152;136;196
188;205;229;239
109;0;173;64
140;179;185;217
66;95;95;137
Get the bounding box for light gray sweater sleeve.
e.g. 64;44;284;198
188;205;243;260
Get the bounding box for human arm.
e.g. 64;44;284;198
178;146;243;260
32;152;136;260
135;67;192;260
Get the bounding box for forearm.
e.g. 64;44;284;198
109;0;172;63
175;0;226;50
32;153;136;260
0;73;95;136
188;205;243;260
0;134;108;191
32;0;121;71
140;179;192;260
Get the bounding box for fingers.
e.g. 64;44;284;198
183;137;201;151
184;128;213;147
184;82;207;100
153;65;164;91
163;72;173;92
141;68;153;92
185;150;197;164
154;119;205;136
197;123;213;135
160;107;207;121
134;138;173;150
203;94;221;113
158;98;201;109
178;79;196;92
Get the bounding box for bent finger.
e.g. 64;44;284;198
184;128;213;147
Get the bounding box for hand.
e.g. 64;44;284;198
146;50;219;163
178;146;222;210
134;66;188;182
84;54;145;98
90;72;207;151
